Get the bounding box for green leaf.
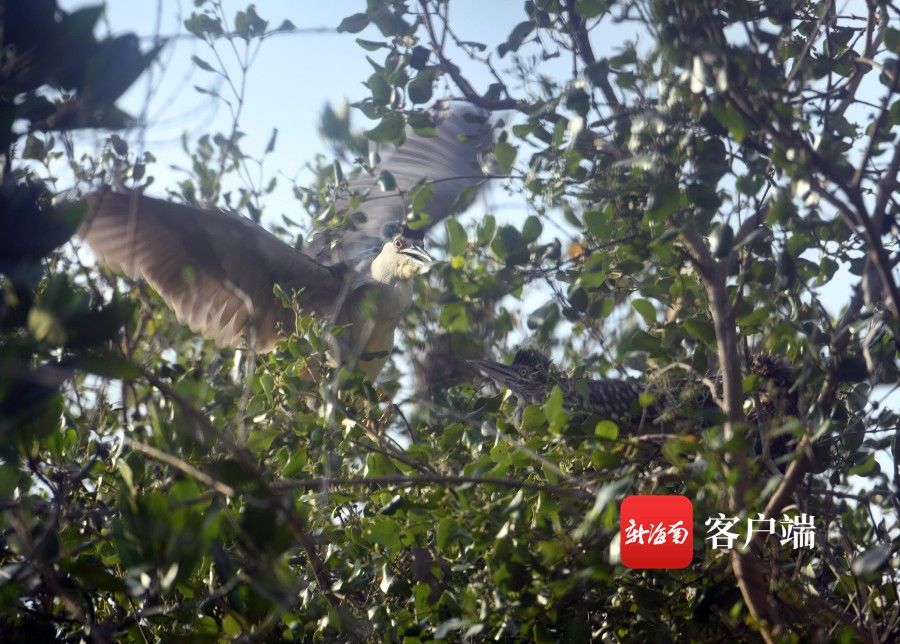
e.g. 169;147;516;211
184;13;224;38
69;351;141;380
376;170;396;191
573;477;631;540
356;38;386;51
367;517;403;552
631;298;656;325
23;134;45;160
367;71;390;104
577;0;610;18
885;28;900;53
337;12;369;34
28;307;65;344
0;463;19;502
494;141;518;173
646;184;682;221
543;385;568;435
247;428;277;454
445;218;467;256
233;6;268;41
520;405;546;431
191;55;215;72
710;101;749;142
477;214;496;245
440;302;470;332
407;68;435;104
584;59;610;86
364;452;401;476
683;318;716;346
777;250;796;289
765;188;797;226
366;113;405;142
584;205;612;238
498;21;534;58
282;447;308;477
735;307;769;328
521;215;542;243
848;454;879;477
490;225;529;266
436;517;460;553
580;270;606;289
594;420;619;440
527;301;560;334
537;539;567;566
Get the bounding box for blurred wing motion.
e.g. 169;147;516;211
79;189;343;350
311;104;491;263
79;105;491;357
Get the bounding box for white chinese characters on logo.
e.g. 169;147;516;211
624;519;689;546
668;520;689;545
704;513;816;550
780;513;816;549
704;513;740;550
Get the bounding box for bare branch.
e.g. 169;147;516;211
418;0;533;112
562;0;622;111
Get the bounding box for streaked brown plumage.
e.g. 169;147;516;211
470;349;804;466
469;349;644;427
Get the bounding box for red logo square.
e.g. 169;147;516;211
620;495;693;569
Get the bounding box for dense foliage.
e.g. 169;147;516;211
2;0;899;641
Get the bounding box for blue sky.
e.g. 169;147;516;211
59;0;638;365
59;1;586;216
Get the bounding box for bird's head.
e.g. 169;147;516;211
468;348;556;404
373;222;433;282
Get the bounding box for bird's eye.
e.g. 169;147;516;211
394;237;405;249
518;366;530;378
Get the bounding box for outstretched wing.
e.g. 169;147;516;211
311;104;491;263
79;189;344;351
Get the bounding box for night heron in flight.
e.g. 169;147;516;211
79;106;490;380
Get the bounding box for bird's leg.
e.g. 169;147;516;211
374;384;399;431
356;384;397;439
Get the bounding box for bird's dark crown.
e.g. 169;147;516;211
381;221;425;242
510;349;555;382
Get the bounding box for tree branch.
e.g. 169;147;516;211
562;0;622;111
679;224;777;637
418;0;533;112
276;473;593;499
123;437;236;497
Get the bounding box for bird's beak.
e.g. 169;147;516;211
467;359;518;388
400;243;433;269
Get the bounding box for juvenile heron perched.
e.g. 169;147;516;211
79;106;490;381
470;349;809;470
469;349;645;427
